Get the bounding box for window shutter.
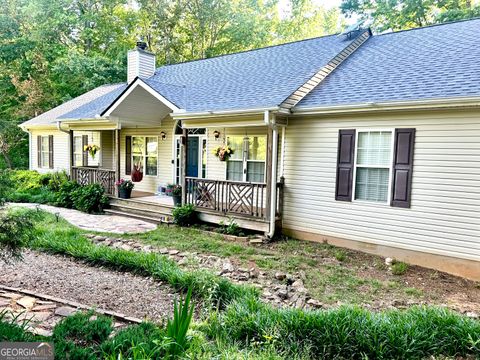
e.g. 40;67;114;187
82;135;88;166
391;128;415;208
48;135;54;169
37;136;41;167
335;129;356;201
125;136;132;175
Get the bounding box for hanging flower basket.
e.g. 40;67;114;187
213;145;234;162
132;163;143;182
83;144;100;159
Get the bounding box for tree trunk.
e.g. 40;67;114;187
1;152;12;169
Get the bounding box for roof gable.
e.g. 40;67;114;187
297;18;480;109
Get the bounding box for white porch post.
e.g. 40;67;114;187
115;128;120;197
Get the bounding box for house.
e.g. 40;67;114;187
20;19;480;280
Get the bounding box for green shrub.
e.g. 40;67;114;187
166;287;195;358
101;322;166;358
53;311;113;359
72;184;109;213
206;301;480;359
172;204;197;226
55;180;81;208
391;261;409;275
9;170;43;191
48;171;69;191
218;217;242;236
0;209;37;262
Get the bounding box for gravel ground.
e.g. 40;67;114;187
0;250;175;322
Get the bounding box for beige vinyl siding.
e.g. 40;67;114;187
282;109;480;262
120;119;175;193
101;131;114;169
29;130;70;174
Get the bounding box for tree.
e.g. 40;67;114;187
341;0;480;31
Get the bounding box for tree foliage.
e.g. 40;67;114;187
0;0;343;169
341;0;480;31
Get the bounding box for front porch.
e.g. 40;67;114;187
64;82;285;233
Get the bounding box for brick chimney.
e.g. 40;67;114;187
127;41;156;84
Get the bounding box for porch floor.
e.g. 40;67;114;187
128;191;174;207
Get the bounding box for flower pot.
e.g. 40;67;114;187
118;188;132;199
172;193;182;207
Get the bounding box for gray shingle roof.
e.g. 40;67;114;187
59;83;127;119
150;34;357;112
21;84;125;127
297;19;480;108
21;18;480;127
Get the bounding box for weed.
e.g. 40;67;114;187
334;249;347;262
391;262;409;275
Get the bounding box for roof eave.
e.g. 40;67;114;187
292;96;480;115
172;106;282;120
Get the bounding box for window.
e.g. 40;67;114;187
73;132;100;167
132;136;158;176
73;136;83;166
227;135;266;183
40;136;49;168
354;131;393;202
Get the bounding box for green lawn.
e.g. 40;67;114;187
119;225;444;306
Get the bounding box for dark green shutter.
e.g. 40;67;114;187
391;128;415;208
335;129;356;201
37;136;42;167
48;135;54;169
125;136;132;175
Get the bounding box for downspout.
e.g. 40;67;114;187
264;110;278;238
57;121;72;174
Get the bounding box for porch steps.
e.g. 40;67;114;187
105;198;174;224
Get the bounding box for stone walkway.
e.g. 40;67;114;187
0;251;175;323
7;203;157;233
0;286;136;337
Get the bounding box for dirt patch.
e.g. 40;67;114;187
0;251;175;322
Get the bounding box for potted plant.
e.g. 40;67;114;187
116;179;134;199
213;145;234;161
83;144;100;159
170;184;182;207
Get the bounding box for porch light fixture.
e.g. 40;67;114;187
160;131;167;140
213;130;220;139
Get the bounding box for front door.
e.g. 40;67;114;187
186;137;199;178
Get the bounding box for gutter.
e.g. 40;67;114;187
172;106;280;119
265;110;279;239
292;96;480;115
56;121;70;134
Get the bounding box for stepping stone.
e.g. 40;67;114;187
32;304;57;311
55;306;77;317
168;250;179;255
31;312;53;322
17;296;36;309
0;292;22;300
0;298;11;307
159;248;169;254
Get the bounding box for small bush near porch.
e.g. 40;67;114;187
0;170;108;213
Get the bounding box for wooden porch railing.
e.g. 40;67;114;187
71;167;116;195
185;177;284;220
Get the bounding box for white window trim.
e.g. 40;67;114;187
225;135;267;184
40;136;49;169
131;135;159;177
352;128;395;205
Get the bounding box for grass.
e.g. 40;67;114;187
4;208;480;359
127;226;426;305
205;301;480;359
